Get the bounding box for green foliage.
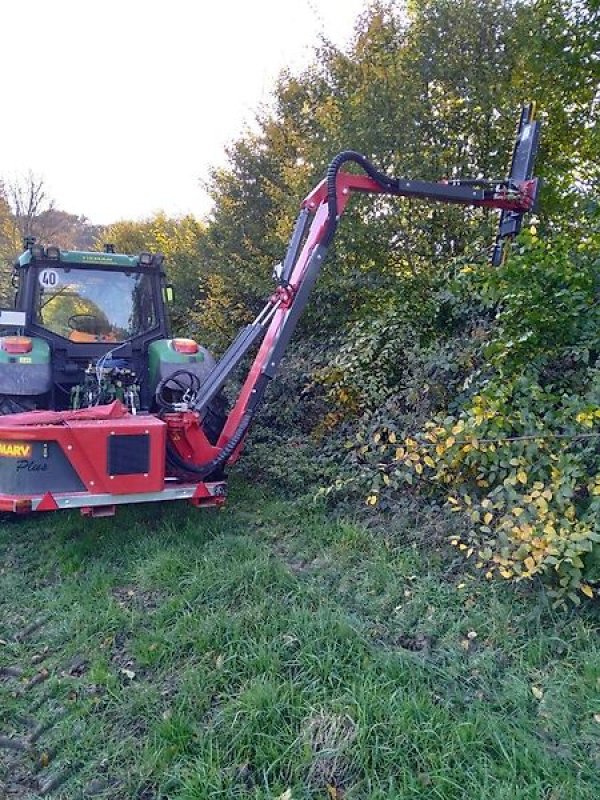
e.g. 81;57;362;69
0;187;15;305
348;220;600;603
198;0;599;343
478;225;600;375
104;213;206;334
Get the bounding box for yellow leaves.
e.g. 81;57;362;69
536;496;549;515
531;686;544;701
575;411;595;428
361;409;594;605
524;556;536;573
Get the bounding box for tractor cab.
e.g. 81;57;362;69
0;243;216;414
34;262;157;344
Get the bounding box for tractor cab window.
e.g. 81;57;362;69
34;267;157;342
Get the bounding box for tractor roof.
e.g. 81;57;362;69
16;248;163;269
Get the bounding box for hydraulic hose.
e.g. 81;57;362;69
166;407;253;479
324;150;397;245
165;375;270;480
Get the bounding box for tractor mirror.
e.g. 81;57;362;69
163;285;174;304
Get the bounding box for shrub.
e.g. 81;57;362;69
342;219;600;603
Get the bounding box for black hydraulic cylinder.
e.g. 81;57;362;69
192;321;266;415
393;180;490;204
280;209;311;286
262;244;329;379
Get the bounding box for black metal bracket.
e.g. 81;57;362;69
491;103;541;266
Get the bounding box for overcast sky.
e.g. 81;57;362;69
1;0;368;224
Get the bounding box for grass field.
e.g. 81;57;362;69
1;480;599;799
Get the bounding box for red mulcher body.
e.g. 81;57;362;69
0;106;541;516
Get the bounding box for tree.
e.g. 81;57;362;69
104;212;206;334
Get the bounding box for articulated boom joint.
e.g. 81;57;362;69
271;284;295;309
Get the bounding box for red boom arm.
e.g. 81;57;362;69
164;106;541;478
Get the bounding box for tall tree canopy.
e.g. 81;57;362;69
196;0;598;341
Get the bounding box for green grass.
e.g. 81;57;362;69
1;480;599;799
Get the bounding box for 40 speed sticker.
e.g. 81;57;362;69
38;269;59;288
0;442;32;458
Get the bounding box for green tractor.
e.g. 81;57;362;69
0;241;226;437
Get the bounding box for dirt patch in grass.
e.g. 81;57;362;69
302;711;358;792
111;585;164;613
